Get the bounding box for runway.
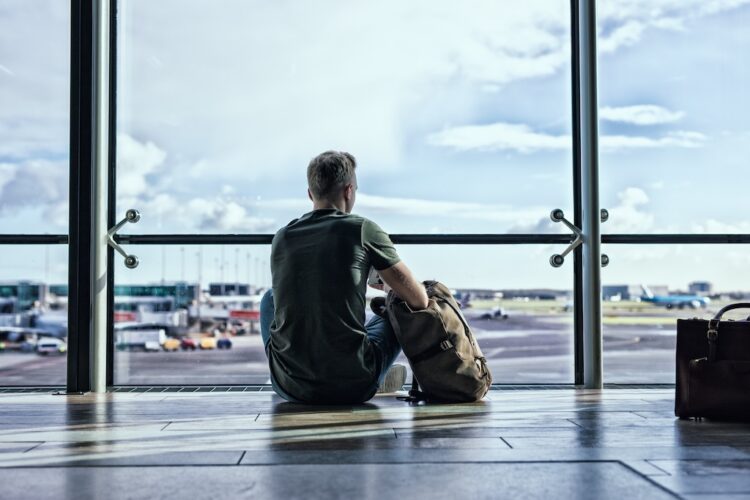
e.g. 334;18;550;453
0;310;678;386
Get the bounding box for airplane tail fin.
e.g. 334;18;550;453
640;284;654;298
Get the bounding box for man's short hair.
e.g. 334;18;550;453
307;151;357;200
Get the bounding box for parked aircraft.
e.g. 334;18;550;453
640;285;710;309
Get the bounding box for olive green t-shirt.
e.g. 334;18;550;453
268;208;401;403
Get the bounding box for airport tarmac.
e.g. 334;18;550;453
0;310;679;387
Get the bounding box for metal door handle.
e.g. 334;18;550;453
107;209;140;268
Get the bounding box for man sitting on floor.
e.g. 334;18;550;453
259;150;429;404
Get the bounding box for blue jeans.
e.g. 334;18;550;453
259;288;402;402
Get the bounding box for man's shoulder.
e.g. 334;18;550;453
272;218;298;239
341;214;389;239
342;212;370;225
357;215;388;234
272;212;368;240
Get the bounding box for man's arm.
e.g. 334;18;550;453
377;261;429;310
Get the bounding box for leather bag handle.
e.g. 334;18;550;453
706;303;750;362
712;303;750;322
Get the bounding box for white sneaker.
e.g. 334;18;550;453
377;363;407;393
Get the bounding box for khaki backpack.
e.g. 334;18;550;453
385;280;492;403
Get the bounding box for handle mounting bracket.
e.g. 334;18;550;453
107;209;141;269
549;209;609;268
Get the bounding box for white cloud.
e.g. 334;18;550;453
427;122;706;154
592;0;750;73
506;217;567;235
1;0;744;181
189;199;275;233
118;192;276;233
600;131;707;150
107;0;577;180
0;1;68;160
0;164;15;189
1;0;748;240
0;159;68;226
427;123;569;154
115;135;277;232
598;0;750;34
619;187;649;206
116;134;168;197
3;0;743;173
256;192;557;233
356;193;542;225
691;219;750;233
600;105;685;125
599;21;647;53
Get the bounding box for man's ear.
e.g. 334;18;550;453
308;188;313;202
344;184;354;201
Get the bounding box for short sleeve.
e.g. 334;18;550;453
361;219;401;271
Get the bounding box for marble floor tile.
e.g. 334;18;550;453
0;388;746;498
0;441;43;453
648;459;750;477
0;462;676;500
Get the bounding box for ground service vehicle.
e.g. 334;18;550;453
199;337;217;350
115;323;167;352
37;338;67;355
162;338;181;351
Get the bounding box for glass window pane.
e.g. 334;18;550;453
113;244;573;385
0;1;69;234
114;245;272;385
398;245;574;384
602;244;749;383
598;4;750;233
0;245;68;386
116;0;572;235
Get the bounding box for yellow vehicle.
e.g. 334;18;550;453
199;337;217;350
162;338;181;352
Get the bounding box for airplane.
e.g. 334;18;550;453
640;285;710;309
451;290;472;309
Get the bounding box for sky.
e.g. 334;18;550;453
0;0;749;291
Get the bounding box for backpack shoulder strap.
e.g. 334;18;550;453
397;373;428;403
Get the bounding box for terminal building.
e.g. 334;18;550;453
689;281;714;295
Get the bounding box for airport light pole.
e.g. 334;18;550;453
255;257;260;288
220;246;226;285
234;247;239;290
250;252;252;291
196;247;203;329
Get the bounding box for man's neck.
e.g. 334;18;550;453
312;200;346;212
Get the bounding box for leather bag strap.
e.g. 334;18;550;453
435;294;472;335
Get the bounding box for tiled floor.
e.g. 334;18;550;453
0;388;749;499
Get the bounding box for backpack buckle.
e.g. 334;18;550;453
440;340;453;351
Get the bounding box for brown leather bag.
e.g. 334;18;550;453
675;303;750;419
385;280;492;403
